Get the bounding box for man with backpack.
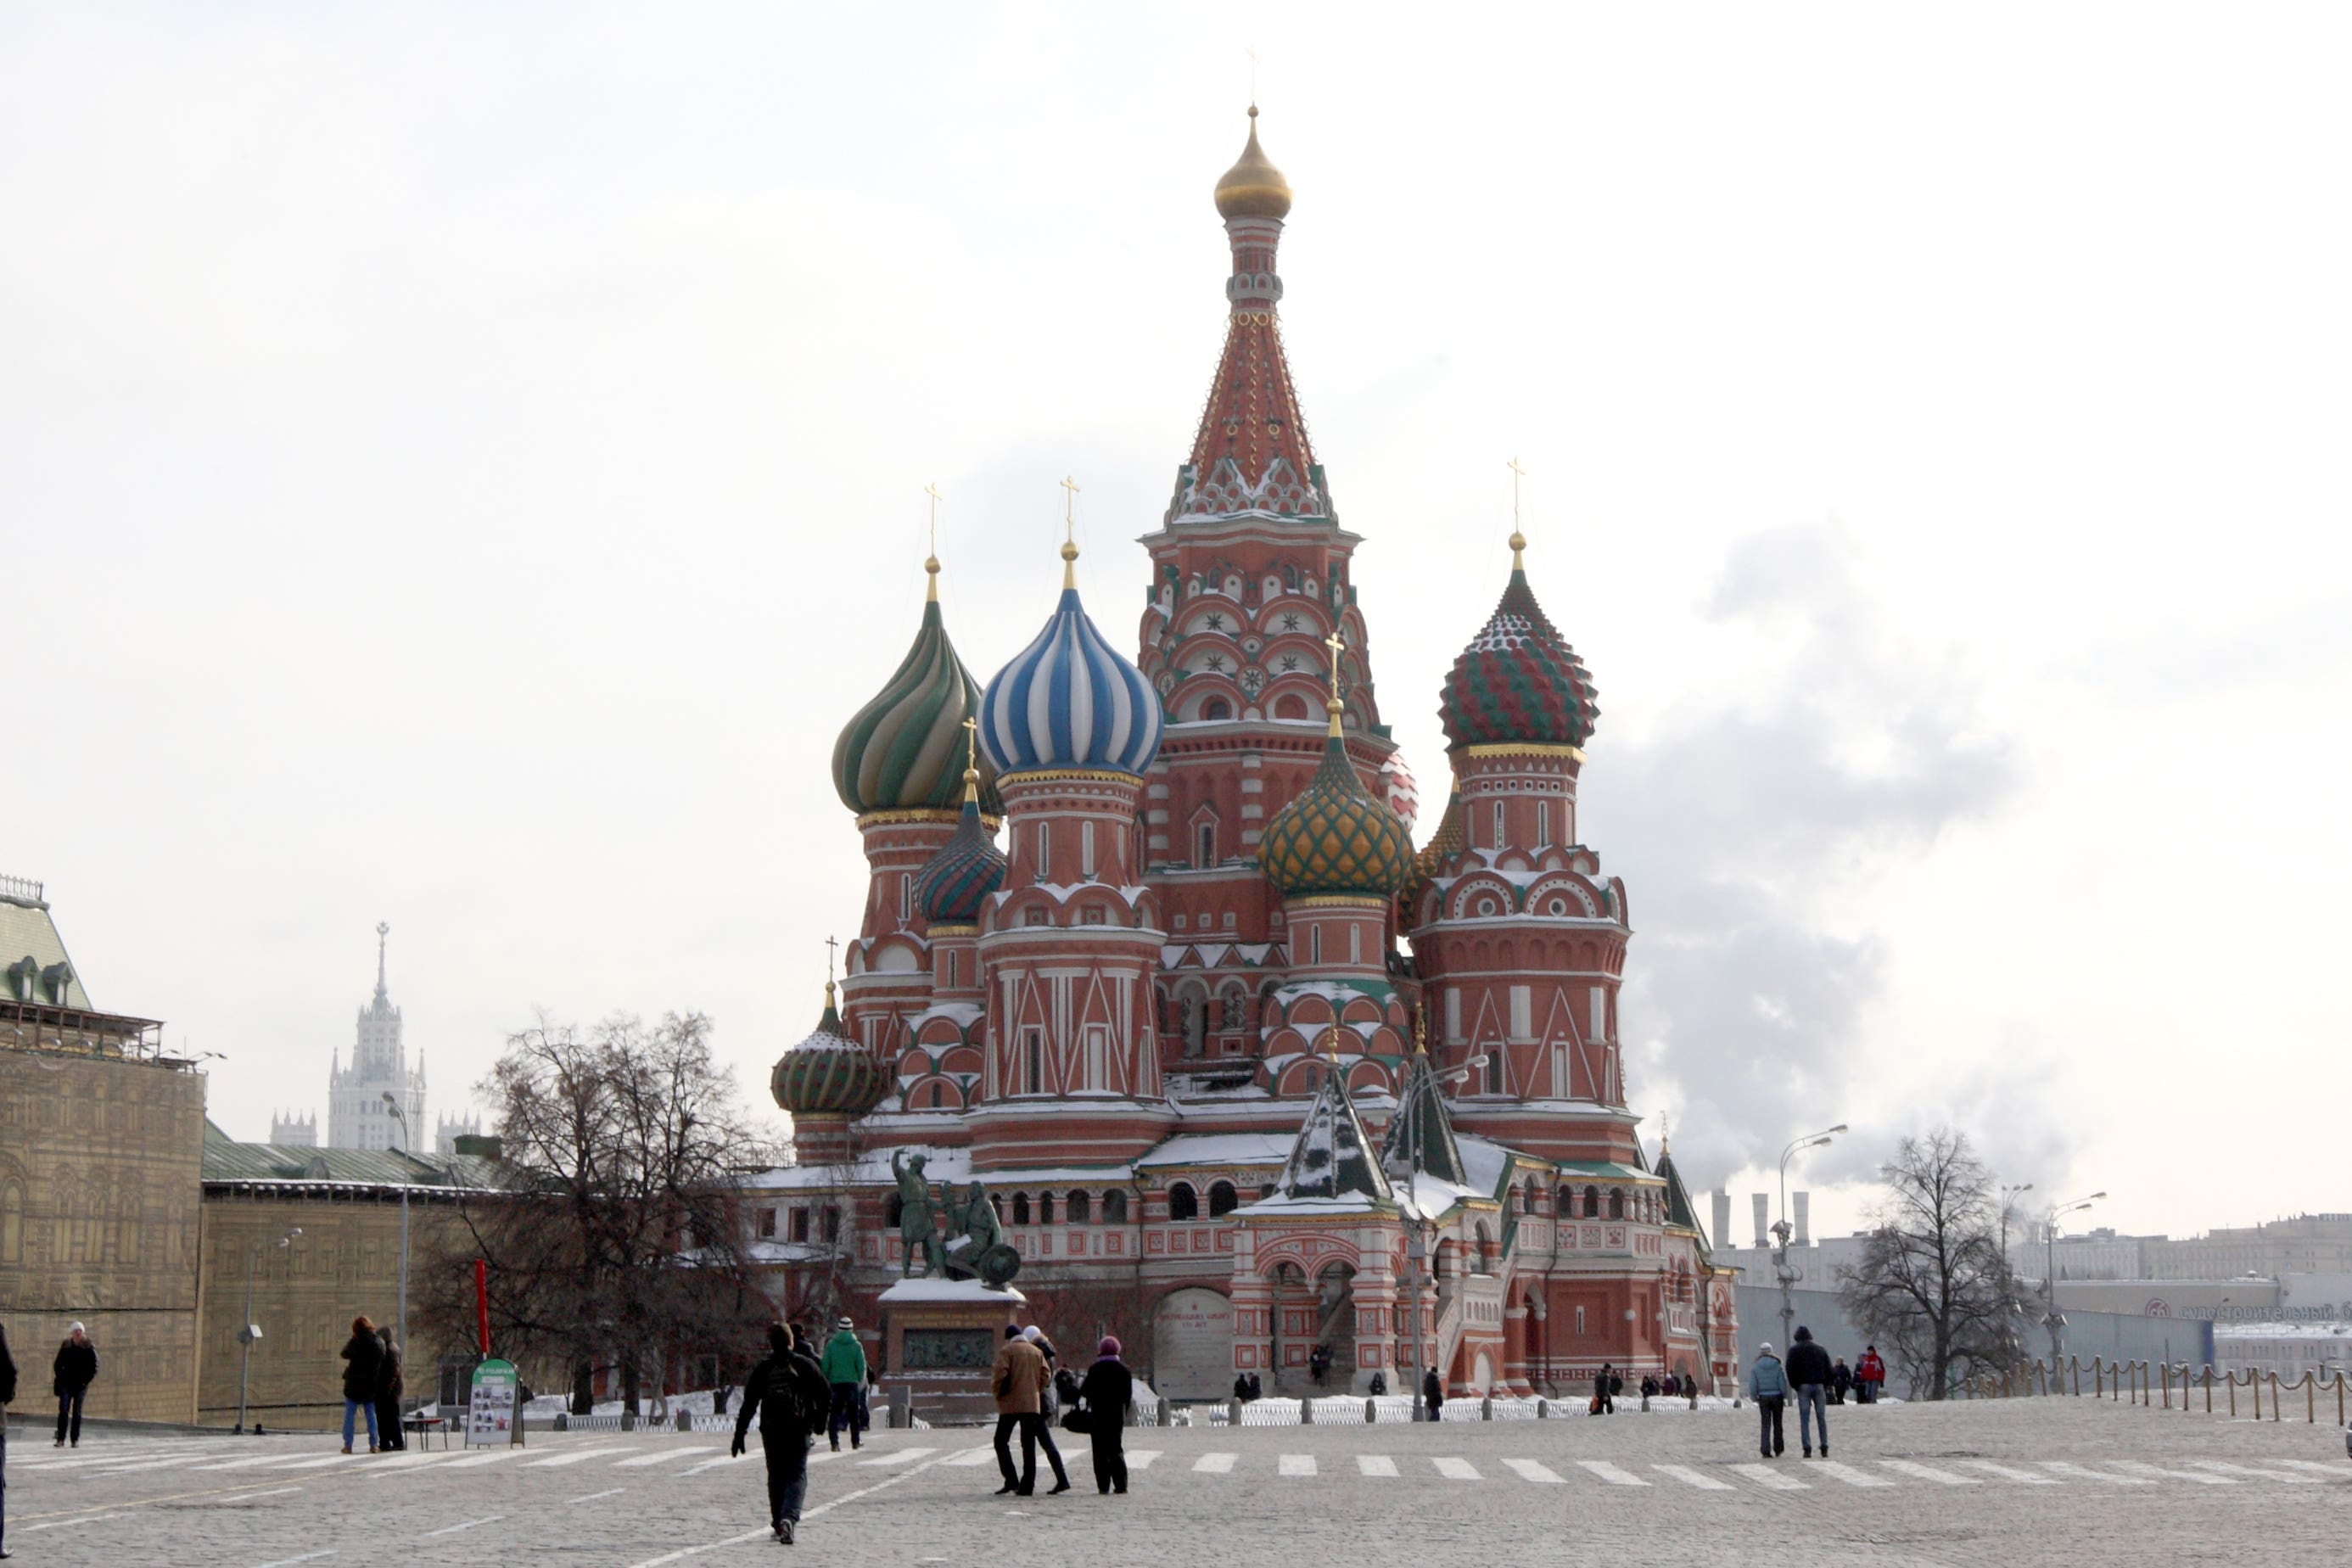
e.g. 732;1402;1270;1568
731;1323;830;1544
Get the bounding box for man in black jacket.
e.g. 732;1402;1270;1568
1786;1325;1833;1458
732;1324;829;1545
3;1321;19;1560
53;1324;96;1448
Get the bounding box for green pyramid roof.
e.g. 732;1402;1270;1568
1379;1046;1465;1186
1272;1057;1393;1205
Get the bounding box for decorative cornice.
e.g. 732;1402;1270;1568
996;768;1151;788
856;808;967;829
1461;742;1585;762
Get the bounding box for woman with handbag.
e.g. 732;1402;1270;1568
1074;1336;1133;1496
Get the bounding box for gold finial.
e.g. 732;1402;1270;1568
1323;1022;1342;1064
1059;475;1082;589
1660;1109;1671;1156
1323;628;1347;736
1507;457;1528;571
961;715;980;804
924;482;944;599
1413;1010;1428;1056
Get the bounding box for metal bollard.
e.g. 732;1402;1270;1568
1481;1395;1492;1421
1229;1397;1242;1427
1537;1398;1548;1420
554;1411;568;1432
1157;1397;1173;1428
890;1386;911;1430
1302;1396;1314;1425
1365;1398;1377;1424
675;1408;692;1432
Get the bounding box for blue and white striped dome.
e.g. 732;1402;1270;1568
980;568;1163;779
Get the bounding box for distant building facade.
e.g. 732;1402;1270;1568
326;922;427;1151
268;1111;318;1146
0;874;207;1424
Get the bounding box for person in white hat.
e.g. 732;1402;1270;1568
820;1316;868;1451
53;1324;98;1448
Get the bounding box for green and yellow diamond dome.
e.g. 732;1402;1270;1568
1261;699;1414;900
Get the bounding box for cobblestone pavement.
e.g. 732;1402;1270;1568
4;1398;2348;1567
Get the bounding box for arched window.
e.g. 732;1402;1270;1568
1196;823;1217;865
1609;1188;1625;1220
820;1205;841;1243
1012;1192;1032;1225
1168;1182;1199;1221
1219;987;1246;1031
1584;1185;1599;1218
1067;1190;1091;1224
1038;1192;1055;1225
1202;697;1231;721
1207;1180;1239;1217
1274;694;1308;721
1101;1190;1128;1224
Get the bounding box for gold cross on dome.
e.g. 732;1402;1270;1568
1247;43;1259;104
1060;475;1080;542
925;482;944;556
825;934;838;985
1508;456;1526;526
1324;627;1346;701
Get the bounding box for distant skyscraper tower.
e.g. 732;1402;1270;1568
269;1110;318;1146
328;922;427;1151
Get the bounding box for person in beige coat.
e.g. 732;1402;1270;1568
990;1325;1069;1496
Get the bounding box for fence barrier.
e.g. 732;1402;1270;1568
1958;1356;2348;1425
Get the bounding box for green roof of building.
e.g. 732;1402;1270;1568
201;1119;505;1190
1;878;96;1010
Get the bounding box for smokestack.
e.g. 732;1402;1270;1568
1711;1191;1732;1252
1794;1190;1812;1248
1752;1193;1769;1250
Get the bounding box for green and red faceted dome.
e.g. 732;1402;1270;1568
1439;535;1600;752
771;984;889;1118
1260;703;1414;900
832;562;1004;817
913;770;1007;925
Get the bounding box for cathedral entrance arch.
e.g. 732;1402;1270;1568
1151;1287;1234;1399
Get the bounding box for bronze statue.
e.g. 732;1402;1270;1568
944;1179;1021;1289
892;1150;946;1278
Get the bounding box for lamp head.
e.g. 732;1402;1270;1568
1827;1123;1848;1135
2087;1191;2107;1201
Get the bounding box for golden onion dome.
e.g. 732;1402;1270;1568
1261;701;1413;901
1214;106;1292;221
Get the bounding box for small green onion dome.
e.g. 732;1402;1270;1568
771;983;889;1117
1439;537;1599;752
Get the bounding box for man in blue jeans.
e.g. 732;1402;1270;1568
1785;1325;1833;1458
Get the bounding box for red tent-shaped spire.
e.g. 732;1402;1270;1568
1165;107;1332;525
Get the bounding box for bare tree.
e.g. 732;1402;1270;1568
420;1011;783;1414
1836;1127;2026;1399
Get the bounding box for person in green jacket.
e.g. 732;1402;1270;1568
821;1317;869;1452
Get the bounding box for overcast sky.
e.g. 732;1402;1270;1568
7;5;2347;1245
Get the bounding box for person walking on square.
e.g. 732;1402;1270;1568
3;1321;19;1560
991;1326;1069;1496
1020;1325;1072;1487
1786;1325;1831;1458
338;1317;383;1454
51;1323;96;1448
1421;1364;1444;1419
732;1322;829;1545
1593;1362;1616;1415
1749;1342;1788;1458
1856;1345;1886;1405
372;1326;406;1452
1078;1336;1133;1496
820;1316;867;1452
1829;1356;1853;1405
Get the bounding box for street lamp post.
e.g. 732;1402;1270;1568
1774;1125;1848;1352
2042;1191;2107;1364
382;1092;414;1358
235;1227;302;1434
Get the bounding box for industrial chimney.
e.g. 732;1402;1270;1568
1794;1190;1812;1248
1711;1191;1732;1252
1751;1193;1769;1250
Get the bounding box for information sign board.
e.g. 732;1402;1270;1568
465;1358;519;1448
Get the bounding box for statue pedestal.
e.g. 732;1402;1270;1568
879;1278;1028;1425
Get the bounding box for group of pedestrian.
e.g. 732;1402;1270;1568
335;1316;407;1454
1229;1370;1264;1402
1747;1327;1886;1459
1591;1361;1622;1414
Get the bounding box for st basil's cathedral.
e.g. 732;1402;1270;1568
758;108;1738;1401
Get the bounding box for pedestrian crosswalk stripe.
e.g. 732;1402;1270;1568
2187;1460;2317;1484
942;1446;1000;1468
1358;1455;1398;1477
1195;1452;1235;1473
525;1447;635;1468
441;1449;521;1468
858;1447;937;1467
1652;1464;1732;1491
193;1455;316;1472
1431;1457;1481;1481
808;1450;845;1464
97;1455;224;1474
1504;1459;1564;1485
1127;1451;1162;1470
1729;1463;1806;1491
1812;1461;1894;1488
271;1453;372;1471
1575;1459;1649;1487
683;1455;749;1475
1880;1460;1977;1486
2109;1461;2232;1486
614;1448;716;1468
1278;1453;1316;1476
2270;1459;2343;1476
1956;1460;2058;1485
2039;1461;2151;1486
